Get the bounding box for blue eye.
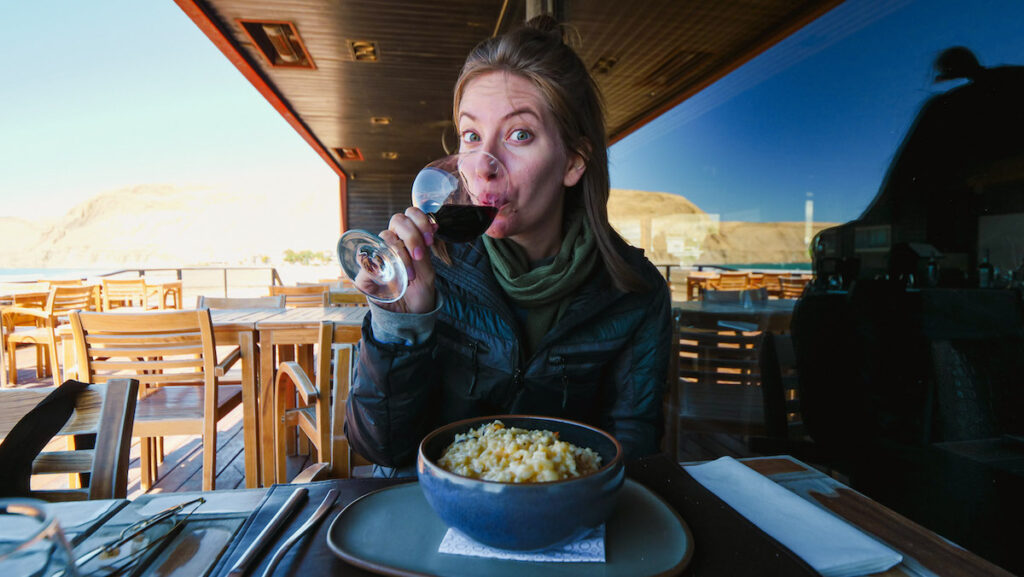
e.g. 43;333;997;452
510;129;532;142
461;131;480;143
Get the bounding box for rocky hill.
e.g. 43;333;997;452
1;185;833;269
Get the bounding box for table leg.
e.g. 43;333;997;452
0;317;7;388
259;328;276;486
238;331;261;489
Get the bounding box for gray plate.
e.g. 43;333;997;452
326;479;693;577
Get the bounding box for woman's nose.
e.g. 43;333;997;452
461;151;506;205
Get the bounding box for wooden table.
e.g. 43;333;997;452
54;454;1015;577
255;306;368;485
674;298;797;332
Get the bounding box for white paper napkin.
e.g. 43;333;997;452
438;524;605;562
684;457;902;577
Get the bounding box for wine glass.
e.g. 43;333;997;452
0;499;78;577
337;150;508;303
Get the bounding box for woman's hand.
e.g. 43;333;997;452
360;206;437;313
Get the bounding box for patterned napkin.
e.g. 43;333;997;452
438;524;605;562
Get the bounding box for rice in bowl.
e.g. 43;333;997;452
437;420;602;482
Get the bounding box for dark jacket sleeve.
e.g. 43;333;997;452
603;276;672;460
345;313;439;467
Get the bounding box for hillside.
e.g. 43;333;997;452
2;185;833;269
2;184;338;268
607;189;834;266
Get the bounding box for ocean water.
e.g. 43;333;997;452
0;268;115;282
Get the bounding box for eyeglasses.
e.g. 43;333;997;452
67;497;205;577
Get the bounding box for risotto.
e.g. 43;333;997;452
437;420;602;483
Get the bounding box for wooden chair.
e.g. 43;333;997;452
148;281;182;310
759;273;783;298
328;290;368;307
268;284;329;308
0;379;138;501
101;278;149;311
275;321;369;482
675;324;765;436
708;271;751;292
69;309;243;491
4;285;97;385
779;275;810;299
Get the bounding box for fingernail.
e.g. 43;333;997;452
424;231;434;246
407;266;416;282
413;247;424;261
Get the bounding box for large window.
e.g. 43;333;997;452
608;0;1024;273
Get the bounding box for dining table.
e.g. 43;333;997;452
27;452;1012;577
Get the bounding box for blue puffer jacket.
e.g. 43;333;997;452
346;237;672;467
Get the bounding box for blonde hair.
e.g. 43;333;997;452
452;16;649;293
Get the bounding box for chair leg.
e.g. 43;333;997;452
35;345;45;378
6;341;17;385
203;422;216;492
140;437;153;491
49;336;61;385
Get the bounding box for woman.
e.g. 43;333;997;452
346;16;672;470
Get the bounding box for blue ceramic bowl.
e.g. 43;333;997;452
417;415;625;551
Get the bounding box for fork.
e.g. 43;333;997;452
260;489;340;577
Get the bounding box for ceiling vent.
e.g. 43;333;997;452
238;20;315;69
349;40;380;62
335;147;364;161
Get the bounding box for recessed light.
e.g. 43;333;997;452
349;40;380;62
381;151;399;160
237;20;315;69
335;147;364;161
371;116;392;125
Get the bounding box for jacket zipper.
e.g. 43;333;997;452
466;341;479;395
548;355;570;409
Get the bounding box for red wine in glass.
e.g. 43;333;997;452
431;204;499;243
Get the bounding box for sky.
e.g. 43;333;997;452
2;0;1023;225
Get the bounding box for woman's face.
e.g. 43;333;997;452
457;71;584;256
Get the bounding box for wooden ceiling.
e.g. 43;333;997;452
178;0;842;233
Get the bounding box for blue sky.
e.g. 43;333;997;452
2;1;1023;225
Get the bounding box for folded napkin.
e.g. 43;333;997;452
684;457;902;577
438;525;605;562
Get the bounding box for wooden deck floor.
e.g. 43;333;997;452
9;343;760;497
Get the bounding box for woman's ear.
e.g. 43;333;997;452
563;151;587;187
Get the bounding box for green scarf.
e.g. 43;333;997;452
483;209;597;357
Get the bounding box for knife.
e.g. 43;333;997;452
259;488;340;577
227;487;308;577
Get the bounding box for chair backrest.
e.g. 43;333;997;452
714;272;751;291
779;276;810;299
328;290;368;307
196;295;286;309
268;285;329;308
0;379;139;501
676;324;765;435
49;285;98;317
70;309;218;391
102;278;148;310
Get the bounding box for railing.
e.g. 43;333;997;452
96;267;284;303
